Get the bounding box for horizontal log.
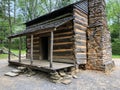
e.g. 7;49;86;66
53;44;73;50
27;39;39;43
74;28;86;35
74;19;88;27
54;32;73;37
27;50;40;53
75;42;86;46
74;12;88;23
54;36;72;40
27;54;40;57
74;15;88;24
54;28;73;34
53;55;73;59
76;59;87;64
56;25;73;31
53;51;73;56
75;39;86;43
27;41;39;45
54;38;72;43
54;42;73;46
74;35;86;40
27;36;39;41
27;45;40;48
76;45;86;49
26;56;40;60
74;23;87;31
75;48;86;52
73;8;87;18
75;53;86;58
53;49;73;52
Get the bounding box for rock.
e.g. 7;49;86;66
27;74;32;77
4;72;19;77
50;75;61;80
59;71;66;77
64;75;72;79
51;79;61;83
70;67;76;72
18;66;26;70
72;75;78;79
61;79;72;85
75;69;79;73
50;72;58;76
30;71;36;75
12;69;22;73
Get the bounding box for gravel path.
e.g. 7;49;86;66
0;59;120;90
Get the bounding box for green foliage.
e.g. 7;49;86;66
106;0;120;55
112;39;120;55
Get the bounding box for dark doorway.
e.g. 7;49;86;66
41;37;49;60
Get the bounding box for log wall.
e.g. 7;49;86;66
73;7;88;64
26;21;75;63
53;21;74;63
26;34;41;60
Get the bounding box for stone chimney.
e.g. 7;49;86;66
86;0;115;72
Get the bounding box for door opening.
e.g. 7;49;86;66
41;37;49;60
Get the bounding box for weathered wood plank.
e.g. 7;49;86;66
54;44;72;50
75;53;86;58
73;8;88;18
54;42;73;46
74;23;87;31
30;35;33;64
54;38;72;43
54;36;72;40
50;31;53;68
27;41;39;45
53;49;73;52
8;39;11;62
74;19;88;27
19;37;22;62
75;48;86;52
53;56;73;59
75;42;86;46
53;51;73;56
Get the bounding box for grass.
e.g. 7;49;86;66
112;55;120;58
0;54;8;59
0;49;26;59
11;49;26;55
0;49;120;59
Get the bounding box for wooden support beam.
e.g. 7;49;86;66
50;31;53;68
19;37;22;62
30;35;33;64
8;38;11;62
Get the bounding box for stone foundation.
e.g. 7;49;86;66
86;0;115;72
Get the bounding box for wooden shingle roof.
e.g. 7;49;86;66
8;16;73;38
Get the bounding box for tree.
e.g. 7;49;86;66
106;0;120;55
106;0;120;40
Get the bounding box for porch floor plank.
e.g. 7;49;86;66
9;59;74;72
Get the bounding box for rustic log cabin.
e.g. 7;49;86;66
8;0;114;72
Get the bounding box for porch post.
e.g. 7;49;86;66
8;38;11;62
19;37;22;62
50;31;53;68
30;34;33;64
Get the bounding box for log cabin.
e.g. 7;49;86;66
8;0;114;72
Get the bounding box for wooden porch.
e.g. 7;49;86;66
9;59;74;72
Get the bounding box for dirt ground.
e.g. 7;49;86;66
0;59;120;90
